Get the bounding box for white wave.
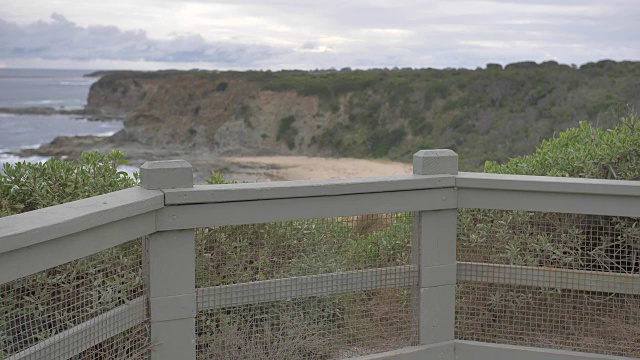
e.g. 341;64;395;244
0;153;50;166
59;81;94;86
95;131;117;137
24;100;65;105
19;144;42;150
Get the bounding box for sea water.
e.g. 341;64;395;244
0;68;136;174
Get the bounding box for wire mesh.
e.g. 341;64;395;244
195;213;418;359
0;239;149;360
456;209;640;357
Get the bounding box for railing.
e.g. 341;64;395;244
1;150;639;360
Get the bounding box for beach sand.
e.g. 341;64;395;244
222;156;413;181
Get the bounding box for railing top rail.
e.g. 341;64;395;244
457;172;640;197
164;174;455;205
0;186;163;255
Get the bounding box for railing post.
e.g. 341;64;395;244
412;150;458;346
140;160;196;360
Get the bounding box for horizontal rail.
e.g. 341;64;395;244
457;172;640;197
457;262;640;295
158;188;456;230
0;187;163;254
164;174;455;204
197;265;418;310
455;340;631;360
0;212;155;284
350;342;454;360
457;189;640;217
457;172;640;216
6;297;146;360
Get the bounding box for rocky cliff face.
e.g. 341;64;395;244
87;73;341;157
86;62;640;169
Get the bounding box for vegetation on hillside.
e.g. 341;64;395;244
90;60;640;169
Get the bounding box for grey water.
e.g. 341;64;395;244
0;68;124;166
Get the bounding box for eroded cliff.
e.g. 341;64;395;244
86;62;640;169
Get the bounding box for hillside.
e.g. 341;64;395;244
85;60;640;170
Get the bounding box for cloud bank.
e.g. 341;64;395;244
0;14;281;68
1;0;639;70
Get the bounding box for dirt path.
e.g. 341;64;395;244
223;156;412;181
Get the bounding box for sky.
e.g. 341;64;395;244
0;0;639;71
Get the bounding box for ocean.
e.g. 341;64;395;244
0;68;125;168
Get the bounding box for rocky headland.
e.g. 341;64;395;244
18;60;640;176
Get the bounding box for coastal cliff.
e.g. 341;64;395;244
83;61;640;169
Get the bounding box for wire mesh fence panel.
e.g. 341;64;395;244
456;209;640;357
0;239;150;360
195;213;418;359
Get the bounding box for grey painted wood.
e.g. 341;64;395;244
458;188;640;217
157;188;456;231
0;187;163;254
413;149;459;175
420;285;455;345
148;318;196;360
418;210;457;267
164;174;455;204
147;229;197;360
454;340;633;360
412;150;458;352
147;230;196;298
144;162;197;360
457;172;640;197
421;264;456;288
149;293;197;322
349;342;454;360
0;212;155;284
6;297;145;360
197;265;418;310
457;262;640;295
140;159;194;190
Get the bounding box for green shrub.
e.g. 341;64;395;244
276;115;299;150
1;151;138;217
216;82;229;92
456;112;640;353
0;151;142;357
484;112;640;180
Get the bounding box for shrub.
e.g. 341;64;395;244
216;82;229;92
484;112;640;180
276;115;299;150
0;150;138;217
0;151;142;357
456;112;640;353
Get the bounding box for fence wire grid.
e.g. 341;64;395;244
194;213;418;359
0;239;149;360
456;209;640;357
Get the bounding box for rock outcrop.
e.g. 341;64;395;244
82;61;640;169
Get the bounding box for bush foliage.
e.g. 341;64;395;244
0;151;138;217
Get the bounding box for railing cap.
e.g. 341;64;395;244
413;149;459;175
140;160;194;190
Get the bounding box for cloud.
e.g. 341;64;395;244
0;14;281;68
0;0;639;70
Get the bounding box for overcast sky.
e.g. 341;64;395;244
1;0;639;70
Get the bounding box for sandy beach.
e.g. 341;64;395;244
222;156;413;181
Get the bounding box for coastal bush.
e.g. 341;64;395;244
0;151;143;358
456;111;640;353
276;115;299;150
0;150;137;217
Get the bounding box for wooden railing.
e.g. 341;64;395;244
1;150;639;360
